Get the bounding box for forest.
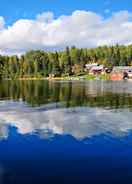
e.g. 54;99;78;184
0;44;132;79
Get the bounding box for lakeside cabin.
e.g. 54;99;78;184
110;66;132;80
85;64;105;74
85;64;132;80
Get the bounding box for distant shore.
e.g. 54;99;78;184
3;74;111;81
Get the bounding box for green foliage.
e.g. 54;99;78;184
0;44;132;79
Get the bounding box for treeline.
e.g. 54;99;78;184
0;44;132;79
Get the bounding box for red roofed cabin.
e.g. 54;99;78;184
110;67;132;80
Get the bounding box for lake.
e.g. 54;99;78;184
0;80;132;184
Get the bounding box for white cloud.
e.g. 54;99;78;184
0;10;132;55
36;11;54;23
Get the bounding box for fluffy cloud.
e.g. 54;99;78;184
0;10;132;54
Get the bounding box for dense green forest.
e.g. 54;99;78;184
0;44;132;79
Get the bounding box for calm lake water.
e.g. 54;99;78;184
0;80;132;184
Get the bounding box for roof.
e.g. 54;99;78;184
85;63;98;69
113;66;132;72
90;65;104;71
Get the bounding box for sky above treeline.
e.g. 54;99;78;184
0;0;132;55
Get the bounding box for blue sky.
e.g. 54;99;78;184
0;0;132;25
0;0;132;54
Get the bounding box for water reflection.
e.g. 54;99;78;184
0;80;132;140
1;80;132;184
0;102;132;140
0;80;132;108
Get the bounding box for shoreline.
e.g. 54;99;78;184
3;78;132;82
2;78;127;81
3;74;111;81
3;77;108;81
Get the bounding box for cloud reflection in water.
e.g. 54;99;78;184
0;101;132;140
